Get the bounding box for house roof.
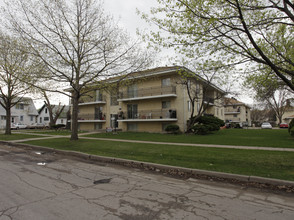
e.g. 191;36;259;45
38;104;70;118
224;97;250;108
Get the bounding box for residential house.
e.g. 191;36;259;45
72;66;225;133
224;97;251;127
38;104;70;126
0;97;38;129
281;99;294;124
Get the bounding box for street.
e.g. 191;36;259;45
0;144;294;220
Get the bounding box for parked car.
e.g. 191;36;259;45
261;122;272;129
11;123;27;129
27;123;46;129
279;123;289;129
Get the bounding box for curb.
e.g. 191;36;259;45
2;141;294;191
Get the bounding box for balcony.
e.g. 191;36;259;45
225;108;241;115
118;86;177;102
203;97;215;105
117;109;177;122
78;95;106;106
78;113;106;123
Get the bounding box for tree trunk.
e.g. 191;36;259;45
70;94;79;140
5;107;11;135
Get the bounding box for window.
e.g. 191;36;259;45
40;117;42;123
187;101;191;112
44;117;49;121
233;114;237;118
162;101;171;109
127;104;138;119
95;90;102;101
216;108;219;116
30;116;34;121
61;119;64;124
233;105;237;109
1;116;6;120
161;78;171;87
110;92;119;106
16;104;24;110
127;84;138;98
94;123;102;130
45;108;48;114
20;115;24;121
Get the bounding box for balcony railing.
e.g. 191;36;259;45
118;109;177;120
78;113;106;121
119;86;176;100
78;95;106;105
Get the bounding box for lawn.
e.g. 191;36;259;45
24;138;294;181
85;129;294;148
0;133;44;141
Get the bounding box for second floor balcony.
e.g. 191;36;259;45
78;95;106;106
118;85;177;101
117;109;177;122
78;113;106;122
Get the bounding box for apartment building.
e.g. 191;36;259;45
75;66;225;132
0;97;38;129
224;97;251;127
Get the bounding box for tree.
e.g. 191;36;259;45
139;0;294;91
176;68;226;131
0;32;37;135
245;71;292;125
42;91;66;128
3;0;152;140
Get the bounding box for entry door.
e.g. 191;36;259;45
127;104;138;119
110;114;118;128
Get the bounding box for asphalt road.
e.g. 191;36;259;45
0;144;294;220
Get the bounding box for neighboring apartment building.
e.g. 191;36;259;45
224;97;251;126
38;104;70;126
0;97;38;129
74;66;225;133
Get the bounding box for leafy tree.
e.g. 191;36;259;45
3;0;152;140
139;0;294;91
0;32;38;135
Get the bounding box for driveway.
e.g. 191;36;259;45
0;144;294;220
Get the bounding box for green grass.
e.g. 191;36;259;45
24;138;294;181
0;133;43;141
85;129;294;148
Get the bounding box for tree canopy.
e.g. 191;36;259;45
140;0;294;91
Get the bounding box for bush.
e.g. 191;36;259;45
195;115;225;127
51;124;65;130
288;118;294;134
165;124;180;134
192;124;212;135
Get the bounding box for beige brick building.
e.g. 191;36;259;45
224;97;251;127
75;66;225;132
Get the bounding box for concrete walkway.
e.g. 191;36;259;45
9;131;294;152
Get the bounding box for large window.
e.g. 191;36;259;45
16;104;24;110
127;104;138;119
20;115;24;121
44;117;49;121
161;78;171;87
127;84;138;98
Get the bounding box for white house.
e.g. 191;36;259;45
37;104;70;126
0;97;38;129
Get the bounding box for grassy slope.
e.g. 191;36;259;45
24;138;294;181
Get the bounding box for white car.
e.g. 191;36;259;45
261;122;272;129
11;123;27;129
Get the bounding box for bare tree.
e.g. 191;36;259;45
0;32;37;134
177;68;226;131
3;0;152;140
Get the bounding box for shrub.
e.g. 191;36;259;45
165;124;180;134
192;124;212;135
195;115;225;127
288;118;294;134
51;124;65;130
